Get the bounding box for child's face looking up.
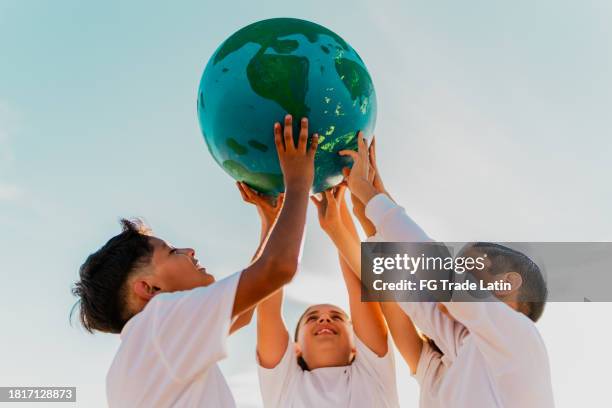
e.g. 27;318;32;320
144;236;216;292
296;304;356;369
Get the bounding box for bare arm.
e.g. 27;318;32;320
315;190;426;372
235;181;291;367
350;191;377;238
312;185;388;356
230;183;285;334
256;289;289;368
311;189;361;279
339;132;379;207
232;115;318;318
339;187;388;356
341;134;424;373
230;308;255;335
237;181;286;264
338;257;387;357
351;192;426;372
380;302;423;374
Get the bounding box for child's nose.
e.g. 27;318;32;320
180;248;195;257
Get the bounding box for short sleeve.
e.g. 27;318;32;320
353;335;399;405
397;302;467;362
441;301;545;370
257;338;300;408
151;272;242;383
414;340;443;387
354;334;395;376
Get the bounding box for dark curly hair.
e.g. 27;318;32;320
71;219;153;334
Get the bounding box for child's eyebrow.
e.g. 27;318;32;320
305;310;319;318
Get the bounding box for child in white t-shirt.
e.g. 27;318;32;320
72;115;318;408
326;133;555;408
253;184;400;408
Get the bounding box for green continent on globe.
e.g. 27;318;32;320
198;18;377;195
247;52;310;121
335;57;374;102
226;138;248;155
247;140;269;152
318;131;358;153
213;19;349;65
222;160;284;192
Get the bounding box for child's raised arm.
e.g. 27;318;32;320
232;182;284;336
232;115;317;318
312;185;387;356
339;133;430;374
256;289;288;368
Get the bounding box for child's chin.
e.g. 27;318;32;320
202;274;216;286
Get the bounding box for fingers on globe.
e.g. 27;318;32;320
283;114;293;151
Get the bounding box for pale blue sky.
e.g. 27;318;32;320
1;0;611;407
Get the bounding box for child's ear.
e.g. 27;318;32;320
496;271;522;297
132;278;159;301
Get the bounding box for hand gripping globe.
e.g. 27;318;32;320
197;18;377;195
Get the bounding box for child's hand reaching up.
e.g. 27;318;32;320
310;184;346;236
237;182;284;230
340;133;391;236
339;132;379;206
311;183;362;278
367;136;392;200
275;115;318;193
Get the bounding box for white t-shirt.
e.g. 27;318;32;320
106;272;241;408
402;301;554;408
257;335;400;408
365;193;555;408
